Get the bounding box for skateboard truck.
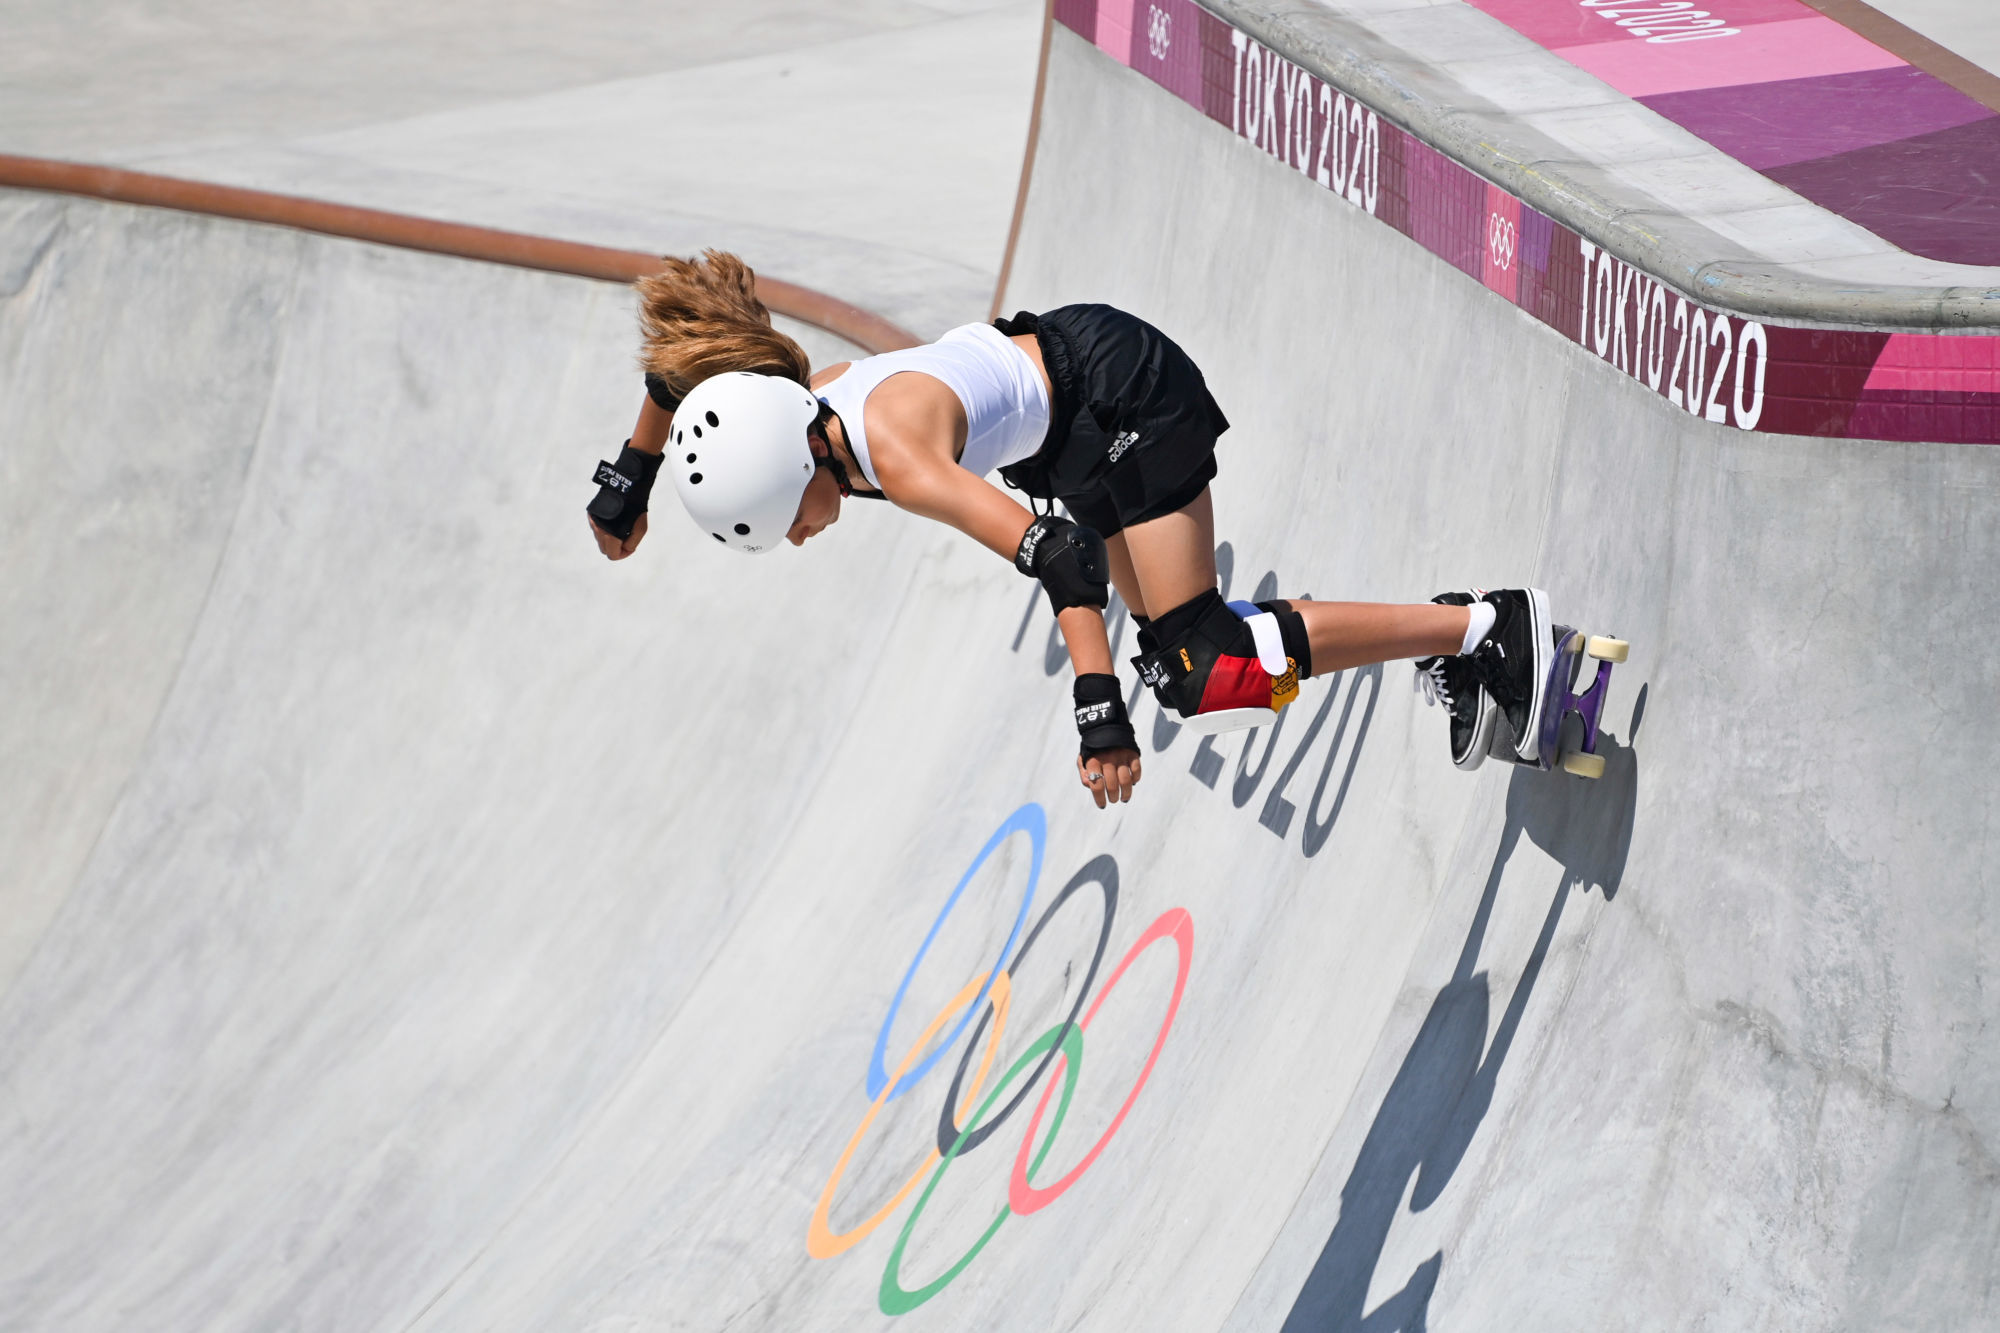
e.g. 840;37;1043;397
1489;625;1628;779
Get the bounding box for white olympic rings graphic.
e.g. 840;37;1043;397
1488;212;1517;273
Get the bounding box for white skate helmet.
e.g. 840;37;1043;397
666;372;821;554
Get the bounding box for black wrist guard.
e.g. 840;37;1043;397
586;440;665;541
1016;515;1109;613
1074;673;1138;759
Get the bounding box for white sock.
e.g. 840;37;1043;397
1458;601;1495;655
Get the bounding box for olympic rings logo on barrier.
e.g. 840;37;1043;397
807;803;1194;1315
1147;4;1173;61
1488;211;1517;273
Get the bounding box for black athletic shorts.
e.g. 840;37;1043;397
992;304;1229;537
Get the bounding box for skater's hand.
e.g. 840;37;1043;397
589;511;647;560
1077;748;1141;809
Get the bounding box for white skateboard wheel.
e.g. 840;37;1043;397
1561;750;1606;779
1584;635;1629;663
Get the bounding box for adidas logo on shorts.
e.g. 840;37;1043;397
1107;430;1140;462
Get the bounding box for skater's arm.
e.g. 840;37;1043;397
872;443;1035;562
588;393;675;560
628;392;674;455
1056;606;1114;675
879;440;1139;805
877;448;1119;675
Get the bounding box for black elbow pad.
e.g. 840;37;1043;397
1015;515;1109;613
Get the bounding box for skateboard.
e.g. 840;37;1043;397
1488;625;1628;778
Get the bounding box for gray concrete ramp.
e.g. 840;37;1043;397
1000;22;2000;1330
3;13;1999;1333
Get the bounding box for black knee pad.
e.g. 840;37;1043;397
1016;515;1109;613
1254;599;1313;681
1130;589;1302;719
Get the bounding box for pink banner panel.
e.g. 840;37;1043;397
1866;333;2000;393
1457;0;1994;264
1095;0;1136;63
1122;0;1214;109
1553;16;1905;97
1465;0;1822;52
1483;185;1524;302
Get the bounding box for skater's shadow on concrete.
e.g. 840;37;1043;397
1280;695;1644;1331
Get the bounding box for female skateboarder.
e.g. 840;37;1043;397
585;252;1552;807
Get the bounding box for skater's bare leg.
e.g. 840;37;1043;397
1102;533;1149;619
1115;488;1218;618
1283;600;1467;674
1118;487;1470;674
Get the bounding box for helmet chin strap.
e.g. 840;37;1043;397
813;401;888;502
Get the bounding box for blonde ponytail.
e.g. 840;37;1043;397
635;250;811;401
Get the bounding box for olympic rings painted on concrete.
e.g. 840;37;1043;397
811;804;1193;1314
934;853;1117;1157
1010;906;1193;1215
880;1023;1085;1315
867;803;1043;1102
808;971;1012;1260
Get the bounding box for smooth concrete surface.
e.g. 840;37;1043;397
0;0;1042;338
0;189;893;1329
3;23;1998;1333
1008;35;2000;1329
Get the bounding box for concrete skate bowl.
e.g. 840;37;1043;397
3;12;1999;1333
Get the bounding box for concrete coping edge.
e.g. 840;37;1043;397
0;154;923;355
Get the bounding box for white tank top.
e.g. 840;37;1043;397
813;322;1051;489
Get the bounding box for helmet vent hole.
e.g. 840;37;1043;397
689;472;703;484
674;428;682;445
685;453;696;464
691;424;703;439
705;411;720;428
733;523;750;535
712;533;725;542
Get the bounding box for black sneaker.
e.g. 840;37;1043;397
1467;588;1551;762
1413;591;1495;769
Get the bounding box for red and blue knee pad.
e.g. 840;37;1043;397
1131;589;1312;724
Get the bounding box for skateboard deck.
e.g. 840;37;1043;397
1487;624;1627;778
